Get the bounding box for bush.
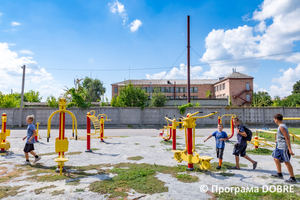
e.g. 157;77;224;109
178;103;193;114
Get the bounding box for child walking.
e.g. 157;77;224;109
22;115;41;165
232;117;257;170
271;113;297;183
204;124;228;169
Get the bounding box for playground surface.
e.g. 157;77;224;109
1;128;300;200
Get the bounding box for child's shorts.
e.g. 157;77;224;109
216;148;224;159
272;148;291;163
233;143;247;157
24;143;35;153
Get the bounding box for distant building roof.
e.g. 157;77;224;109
112;79;218;86
111;71;253;86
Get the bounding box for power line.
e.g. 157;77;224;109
160;47;186;80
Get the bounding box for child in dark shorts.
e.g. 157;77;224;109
232;117;257;170
21;115;41;165
204;124;228;169
271;113;296;183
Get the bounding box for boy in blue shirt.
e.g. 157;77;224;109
22;115;41;165
204;124;228;169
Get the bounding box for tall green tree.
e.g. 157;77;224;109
150;87;167;107
111;82;148;109
292;80;300;94
281;93;300;107
251;91;273;107
0;92;21;108
46;95;59;108
82;77;106;102
24;90;42;102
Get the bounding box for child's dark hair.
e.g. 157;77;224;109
232;117;240;122
218;123;223;127
273;113;283;121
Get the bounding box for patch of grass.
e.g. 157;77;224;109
293;155;300;159
210;162;247;172
295;174;300;181
0;185;24;198
127;125;132;128
50;189;65;196
127;156;144;161
175;173;199;183
134;143;140;145
150;145;155;148
34;185;56;194
195;144;205;146
90;148;100;151
289;128;300;135
195;135;204;137
120;136;130;138
75;188;85;192
165;148;184;151
213;184;300;200
0;167;27;183
65;151;82;156
66;179;80;186
247;148;273;155
38;152;57;156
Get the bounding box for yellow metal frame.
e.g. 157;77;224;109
47;99;78;175
87;110;111;138
169;111;218;170
218;114;236;138
0;114;10;151
36;122;41;140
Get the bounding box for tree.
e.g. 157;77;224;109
150;87;167;107
281;93;300;107
0;92;20;108
251;91;273;107
292;80;300;94
206;90;213;99
82;77;106;102
24;90;42;102
111;82;148;109
271;95;282;107
46;95;59;108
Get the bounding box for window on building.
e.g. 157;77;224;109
170;87;174;93
146;87;151;93
246;83;250;90
114;87;118;93
170;96;174;99
223;94;225;97
219;85;221;91
190;87;193;93
214;87;216;92
217;86;219;91
176;87;179;93
223;83;225;90
194;87;198;93
246;95;250;102
165;87;169;93
182;87;186;93
161;87;165;93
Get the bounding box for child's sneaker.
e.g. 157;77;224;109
21;161;31;165
33;156;41;163
216;166;221;170
271;174;284;179
285;177;297;184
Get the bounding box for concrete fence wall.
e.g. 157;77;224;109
0;107;300;127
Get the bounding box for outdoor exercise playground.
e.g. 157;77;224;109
1;99;300;200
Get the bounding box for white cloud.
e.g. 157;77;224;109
146;64;203;79
0;13;3;16
11;22;20;26
129;19;142;32
268;64;300;97
109;0;128;25
19;50;34;55
0;42;63;100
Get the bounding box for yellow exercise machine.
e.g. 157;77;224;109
167;111;217;171
0;113;10;152
47;98;78;175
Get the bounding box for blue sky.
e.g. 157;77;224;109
0;0;300;101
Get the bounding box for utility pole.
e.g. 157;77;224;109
187;15;191;103
19;65;26;127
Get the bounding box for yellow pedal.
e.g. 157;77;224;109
199;156;214;161
54;157;69;162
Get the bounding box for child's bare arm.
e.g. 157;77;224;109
280;127;294;155
220;137;229;141
204;135;213;142
28;130;37;142
22;136;27;140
